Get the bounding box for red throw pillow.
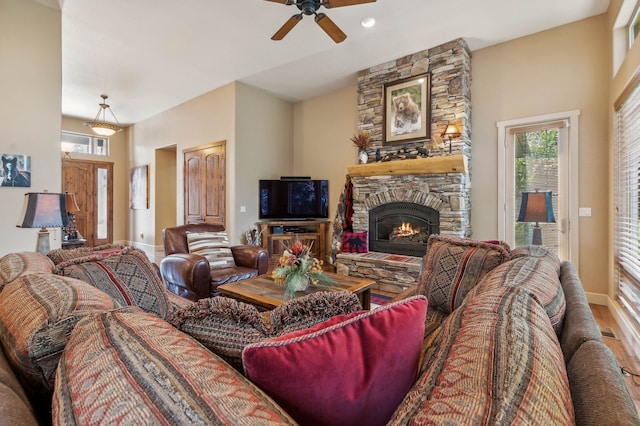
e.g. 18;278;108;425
242;296;428;426
341;231;368;253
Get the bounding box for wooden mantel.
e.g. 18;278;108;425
347;154;467;177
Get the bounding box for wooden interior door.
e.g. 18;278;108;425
184;141;226;225
62;159;113;247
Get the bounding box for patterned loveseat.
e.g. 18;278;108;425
0;238;637;426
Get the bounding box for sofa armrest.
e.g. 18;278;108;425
230;245;269;275
160;253;211;301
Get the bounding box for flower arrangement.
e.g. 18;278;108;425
271;239;333;298
350;130;372;150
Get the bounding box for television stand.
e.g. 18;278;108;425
257;220;330;263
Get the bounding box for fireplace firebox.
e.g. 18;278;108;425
368;202;439;257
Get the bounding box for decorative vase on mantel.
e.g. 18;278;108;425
358;149;369;164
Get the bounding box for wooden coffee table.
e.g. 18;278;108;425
218;272;374;311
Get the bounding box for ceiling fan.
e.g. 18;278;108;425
265;0;377;44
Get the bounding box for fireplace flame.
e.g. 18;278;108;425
395;222;420;237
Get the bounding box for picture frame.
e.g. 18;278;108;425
130;165;149;209
383;73;431;144
0;153;31;187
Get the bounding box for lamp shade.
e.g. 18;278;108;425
64;192;81;213
442;124;461;138
517;191;556;223
16;192;69;229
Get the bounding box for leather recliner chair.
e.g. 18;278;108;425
160;223;269;301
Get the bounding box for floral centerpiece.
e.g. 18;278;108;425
351;130;372;164
271;239;333;298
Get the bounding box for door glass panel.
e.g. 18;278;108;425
97;167;108;239
513;129;559;254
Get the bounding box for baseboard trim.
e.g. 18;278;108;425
585;291;608;305
608;298;640;361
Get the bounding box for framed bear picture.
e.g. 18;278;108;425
383;73;431;144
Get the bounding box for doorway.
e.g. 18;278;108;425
497;110;580;263
155;146;177;254
62;159;113;247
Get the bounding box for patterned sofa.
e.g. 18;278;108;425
0;238;637;426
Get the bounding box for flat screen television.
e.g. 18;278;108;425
259;179;329;220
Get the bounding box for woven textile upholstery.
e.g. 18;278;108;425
243;296;427;426
187;231;236;269
0;252;54;289
268;291;363;335
168;297;270;372
510;245;561;274
468;255;567;334
52;309;297;425
418;235;510;313
388;286;574;425
168;292;363;372
46;244;125;265
55;248;171;319
0;274;121;408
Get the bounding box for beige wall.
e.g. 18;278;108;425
472;15;610;295
292;85;359;235
61;116;130;243
235;83;294;241
130;82;294;247
0;0;61;255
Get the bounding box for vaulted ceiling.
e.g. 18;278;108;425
58;0;609;124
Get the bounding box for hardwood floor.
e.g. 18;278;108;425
590;304;640;414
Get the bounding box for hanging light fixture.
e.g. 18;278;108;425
84;94;123;136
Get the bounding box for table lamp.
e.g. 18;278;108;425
63;192;81;241
16;192;69;254
517;190;555;245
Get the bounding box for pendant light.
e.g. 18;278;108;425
84;94;123;136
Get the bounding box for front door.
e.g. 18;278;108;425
62;159;113;247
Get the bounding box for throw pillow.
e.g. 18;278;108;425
0;273;122;407
187;231;236;269
47;243;125;265
418;235;510;314
341;230;368;253
242;295;427;426
0;252;54;289
54;248;172;319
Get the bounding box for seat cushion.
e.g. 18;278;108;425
53;308;296;425
187;231;236;269
210;266;258;288
242;296;427;426
418;235;510;314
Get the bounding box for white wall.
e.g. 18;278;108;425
0;0;62;255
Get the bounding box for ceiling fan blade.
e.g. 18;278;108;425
315;13;347;43
272;14;303;40
264;0;293;4
324;0;376;8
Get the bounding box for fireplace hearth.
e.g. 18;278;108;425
369;202;439;257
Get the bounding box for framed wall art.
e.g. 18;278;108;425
1;154;31;187
130;165;149;209
383;73;431;144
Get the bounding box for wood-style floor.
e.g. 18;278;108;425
590;304;640;414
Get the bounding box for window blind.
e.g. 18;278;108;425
615;81;640;330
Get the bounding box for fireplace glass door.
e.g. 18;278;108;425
369;202;439;257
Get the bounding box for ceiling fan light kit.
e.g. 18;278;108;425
266;0;377;43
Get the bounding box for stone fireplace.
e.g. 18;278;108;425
335;38;472;295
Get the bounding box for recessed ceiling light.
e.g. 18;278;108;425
361;17;376;28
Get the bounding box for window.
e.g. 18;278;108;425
630;2;640;49
497;111;580;263
615;80;640;331
61;131;109;156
